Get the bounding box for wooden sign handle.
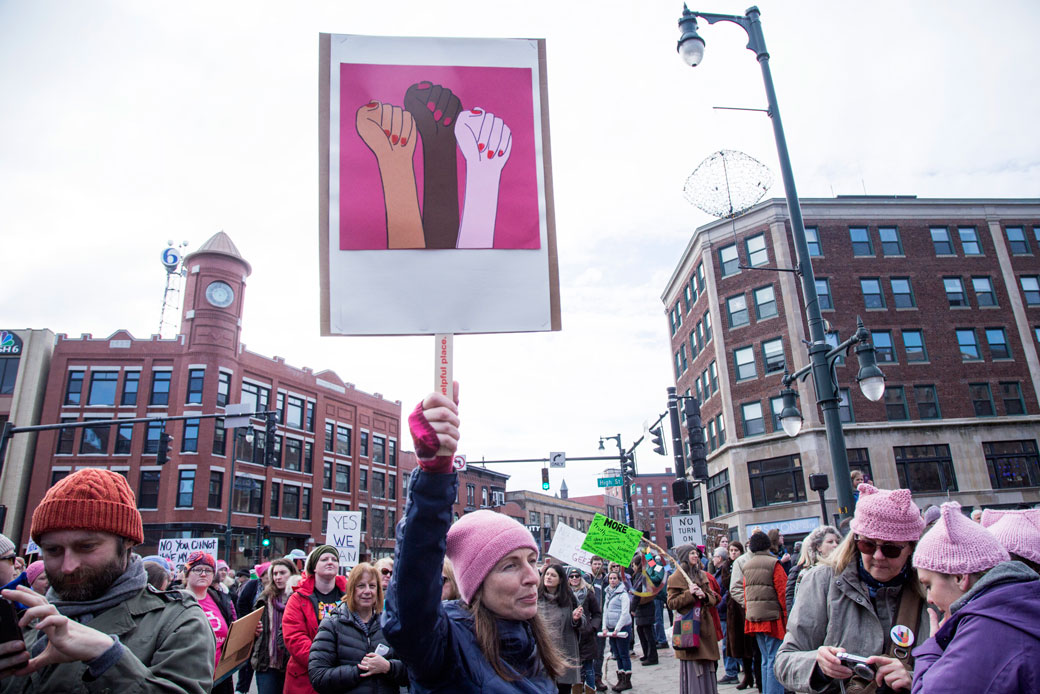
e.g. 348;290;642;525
434;333;454;457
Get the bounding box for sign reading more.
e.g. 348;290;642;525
580;513;642;566
326;510;362;567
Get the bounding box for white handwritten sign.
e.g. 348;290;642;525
157;537;220;570
547;523;595;573
669;514;703;548
326;511;362;567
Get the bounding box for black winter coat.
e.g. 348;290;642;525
308;606;408;694
575;587;602;662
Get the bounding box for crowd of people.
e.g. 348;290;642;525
0;386;1038;694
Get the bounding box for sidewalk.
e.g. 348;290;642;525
626;641;745;694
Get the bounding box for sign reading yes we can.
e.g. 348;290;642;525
580;513;643;567
326;511;362;567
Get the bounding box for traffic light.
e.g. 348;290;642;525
684;399;708;481
672;478;695;505
541;467;550;491
261;525;271;557
650;425;666;456
621;453;636;479
264;412;279;466
156;431;173;465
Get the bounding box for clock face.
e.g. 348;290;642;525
205;281;235;308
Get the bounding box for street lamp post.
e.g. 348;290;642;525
676;5;882;517
599;434;634;526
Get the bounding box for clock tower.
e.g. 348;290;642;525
181;231;251;357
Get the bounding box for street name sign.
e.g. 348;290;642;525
597;476;623;488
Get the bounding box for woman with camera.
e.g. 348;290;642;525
775;485;930;694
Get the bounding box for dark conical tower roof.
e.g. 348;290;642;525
185;231;252;275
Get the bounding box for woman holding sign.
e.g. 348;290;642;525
383;385;567;693
666;544;722;694
182;551;237;694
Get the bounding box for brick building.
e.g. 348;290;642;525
21;233;414;567
505;489;604;555
630;468;680;548
662;196;1040;541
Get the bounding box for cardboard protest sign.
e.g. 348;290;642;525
580;514;642;567
326;511;362;567
319;34;560;335
547;523;595;572
157;537;219;571
214;607;263;685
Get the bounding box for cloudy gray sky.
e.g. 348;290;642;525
2;0;1038;497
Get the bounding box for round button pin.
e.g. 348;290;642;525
891;624;914;648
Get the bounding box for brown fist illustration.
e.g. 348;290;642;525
356;101;423;249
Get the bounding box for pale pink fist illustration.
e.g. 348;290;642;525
455;108;512;249
454;108;512;171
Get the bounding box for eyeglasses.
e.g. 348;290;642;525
855;536;908;559
190;567;215;576
0;555;15;565
380;568;392;576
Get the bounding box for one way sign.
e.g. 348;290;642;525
549;452;566;468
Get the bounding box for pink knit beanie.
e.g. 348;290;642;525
849;484;924;542
981;508;1040;564
25;560;45;586
446;510;539;604
914;502;1009;575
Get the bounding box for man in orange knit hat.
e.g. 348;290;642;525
0;468;214;692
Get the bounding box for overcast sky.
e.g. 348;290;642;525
2;0;1038;498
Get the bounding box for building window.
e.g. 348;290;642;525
373;435;386;464
762;338;785;373
706;419;716;451
64;370;85;405
805;226;821;256
690;324;701;357
754;285;777;319
860;278;885;309
240;381;270;414
872;330;895;363
336;463;350;493
885;386;908;421
302;487;311;520
746;234;768;267
324;422;334;452
669;304;681;336
466;483;476;507
322;502;332;533
741;401;765;437
185;369;205;404
707;470;732;518
879;227;903;256
703;312;713;344
149;371;171;406
114;422;133;455
683;283;692;312
958;227;981;255
372;471;386;499
138;470;160;508
709;361;718;393
716;414;726;446
181;419;199;453
838;388;854;423
145;420;164;454
208;471;223;509
233;477;263;514
983;440;1040;489
847;448;873;480
323;462;333;489
284;438;302;471
176;469;195;507
212;418;226;456
849;227;873;256
770;396;784;431
931;227;954;255
336;426;352;456
304;441;313;474
1006;227;1030;255
1021;276;1040;306
216;371;231;407
727;294;749;327
914;385;941;419
890;278;915;308
985;328;1011;360
748;454;806;507
87;371;118;406
283;485;300;519
956;329;980;361
944;277;967;307
719;244;740;276
120;371;139;406
1000;382;1026;415
970;383;995;417
901;330;927;362
815;278;833;310
360;431;369;457
359;468;368;492
270;482;280;517
972;277;997;307
674;347;687;378
285;396;304;429
735;346;756;381
895;444;957;493
79;421;109;455
388;439;397;467
389;473;397;500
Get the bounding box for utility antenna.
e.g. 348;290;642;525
158;240;190;338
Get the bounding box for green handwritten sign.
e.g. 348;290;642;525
580;513;643;566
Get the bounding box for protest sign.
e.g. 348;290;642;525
669;514;704;548
214;607;263;685
580;513;642;567
326;510;362;567
158;537;220;570
547;523;595;572
318;33;560;335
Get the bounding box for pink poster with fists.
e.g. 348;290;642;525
338;63;540;251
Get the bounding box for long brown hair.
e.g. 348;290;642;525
260;558;299;603
468;587;571;682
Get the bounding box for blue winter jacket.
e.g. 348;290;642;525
382;469;556;694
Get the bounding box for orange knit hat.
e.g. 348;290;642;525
31;468;144;544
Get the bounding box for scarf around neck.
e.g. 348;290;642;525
856;555;909;598
269;592;289;667
498;617;541;678
46;555;147;620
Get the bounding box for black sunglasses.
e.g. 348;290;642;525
855;536;908;559
380;568;393;576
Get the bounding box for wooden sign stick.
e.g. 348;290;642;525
434;333;454;457
644;538;696;592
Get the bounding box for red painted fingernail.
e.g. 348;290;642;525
400;137;407;146
418;81;432;89
443;116;452;126
434;109;443;120
391;134;400;145
471;108;483;114
498;150;504;157
427;101;435;111
487;150;495;159
477;143;485;152
366;101;378;108
384;129;390;137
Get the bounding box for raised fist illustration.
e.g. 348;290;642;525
455;108;512;249
404;82;463;249
356;101;423;249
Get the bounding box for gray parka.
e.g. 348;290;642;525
775;561;929;694
1;585;215;694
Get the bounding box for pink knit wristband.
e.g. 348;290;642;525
408;401;454;473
